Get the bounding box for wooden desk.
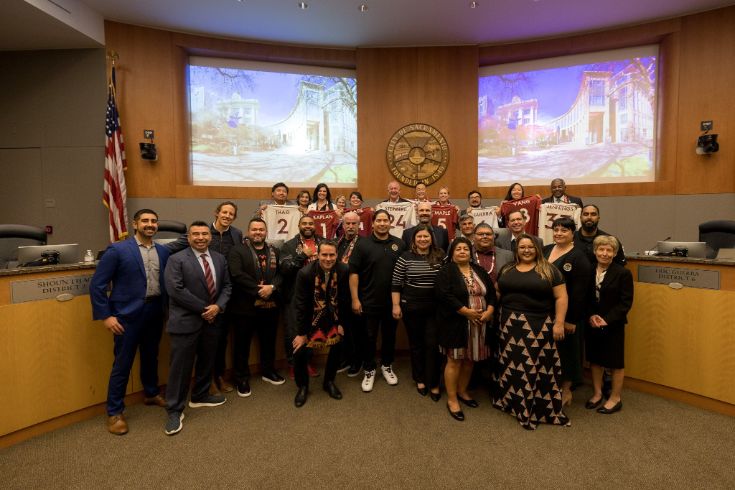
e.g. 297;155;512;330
625;256;735;410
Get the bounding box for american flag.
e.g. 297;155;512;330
103;66;129;242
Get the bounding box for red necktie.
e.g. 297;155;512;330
200;254;216;303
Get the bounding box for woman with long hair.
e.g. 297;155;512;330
435;237;496;421
308;183;335;211
493;234;570;430
391;224;445;401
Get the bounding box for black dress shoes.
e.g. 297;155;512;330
294;387;308;407
429;391;442;402
416;385;428;396
597;400;623;414
457;395;479;408
585;397;604;409
447;403;465;421
323;381;342;400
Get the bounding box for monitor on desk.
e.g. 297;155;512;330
17;243;80;266
656;241;708;258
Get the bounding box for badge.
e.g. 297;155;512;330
391;243;399;251
386;123;449;186
563;263;572;272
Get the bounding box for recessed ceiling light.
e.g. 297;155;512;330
358;4;368;12
470;1;479;8
298;2;308;9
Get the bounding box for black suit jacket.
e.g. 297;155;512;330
292;262;351;337
227;241;282;315
590;262;634;326
165;248;232;334
541;195;583;207
435;262;496;349
402;225;449;252
495;232;542;253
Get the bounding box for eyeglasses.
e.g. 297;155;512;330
475;232;494;237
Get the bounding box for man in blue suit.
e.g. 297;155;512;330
90;208;170;435
164;221;232;436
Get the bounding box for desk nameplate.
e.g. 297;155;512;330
11;273;93;303
637;265;720;290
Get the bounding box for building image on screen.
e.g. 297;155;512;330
189;58;357;187
478;46;658;186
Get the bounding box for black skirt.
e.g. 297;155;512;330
585;322;625;369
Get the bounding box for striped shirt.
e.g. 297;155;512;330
391;251;442;307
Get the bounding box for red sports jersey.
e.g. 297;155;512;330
500;195;541;236
353;207;373;237
431;204;458;240
308;210;340;239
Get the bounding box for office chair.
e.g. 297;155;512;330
698;220;735;259
0;224;48;268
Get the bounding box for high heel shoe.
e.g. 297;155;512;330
416;385;428;396
585;397;603;409
447;403;464;421
597;400;623;414
457;395;479;408
429;391;441;402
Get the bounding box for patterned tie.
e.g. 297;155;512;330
200;253;216;303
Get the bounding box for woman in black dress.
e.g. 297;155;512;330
543;217;593;406
586;235;634;414
391;225;445;400
435;237;496;421
493;234;570;430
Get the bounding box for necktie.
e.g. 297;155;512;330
200;254;216;303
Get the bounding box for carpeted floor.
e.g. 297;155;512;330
3;358;735;489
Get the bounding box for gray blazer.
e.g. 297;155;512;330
164;247;232;334
495;229;542;252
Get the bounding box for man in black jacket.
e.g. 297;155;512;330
279;215;322;377
541;178;583;207
227;218;284;397
291;241;350;407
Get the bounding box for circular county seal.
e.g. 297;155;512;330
386;123;449;187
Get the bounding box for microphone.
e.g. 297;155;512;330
647;236;671;256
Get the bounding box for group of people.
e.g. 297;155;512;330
90;177;633;435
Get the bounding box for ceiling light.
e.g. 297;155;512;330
358;4;368;12
298;2;308;9
470;1;478;7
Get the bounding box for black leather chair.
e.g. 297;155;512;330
0;224;48;268
698;220;735;258
156;220;187;237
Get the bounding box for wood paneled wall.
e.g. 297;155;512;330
105;5;735;201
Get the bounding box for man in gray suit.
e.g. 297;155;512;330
496;210;542;252
163;221;232;436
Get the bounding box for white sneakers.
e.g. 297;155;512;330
362;365;399;392
381;365;398;385
361;369;376;392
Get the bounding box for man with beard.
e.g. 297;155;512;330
574;204;626;265
402;201;449;252
280;215;323;377
337;212;362;376
90;209;170;435
542;178;583;207
472;223;513;286
349;209;406;392
227;218;285;398
164;221;232;436
292;241;350;407
495;210;542;252
465;190;483;215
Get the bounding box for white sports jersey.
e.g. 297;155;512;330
538;202;582;245
263;205;302;242
469;207;500;229
375;201;417;239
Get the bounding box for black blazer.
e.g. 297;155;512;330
227;241;282;315
292;262;351;337
590;262;634;326
402;225;449;252
435;262;497;349
541;195;583;207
